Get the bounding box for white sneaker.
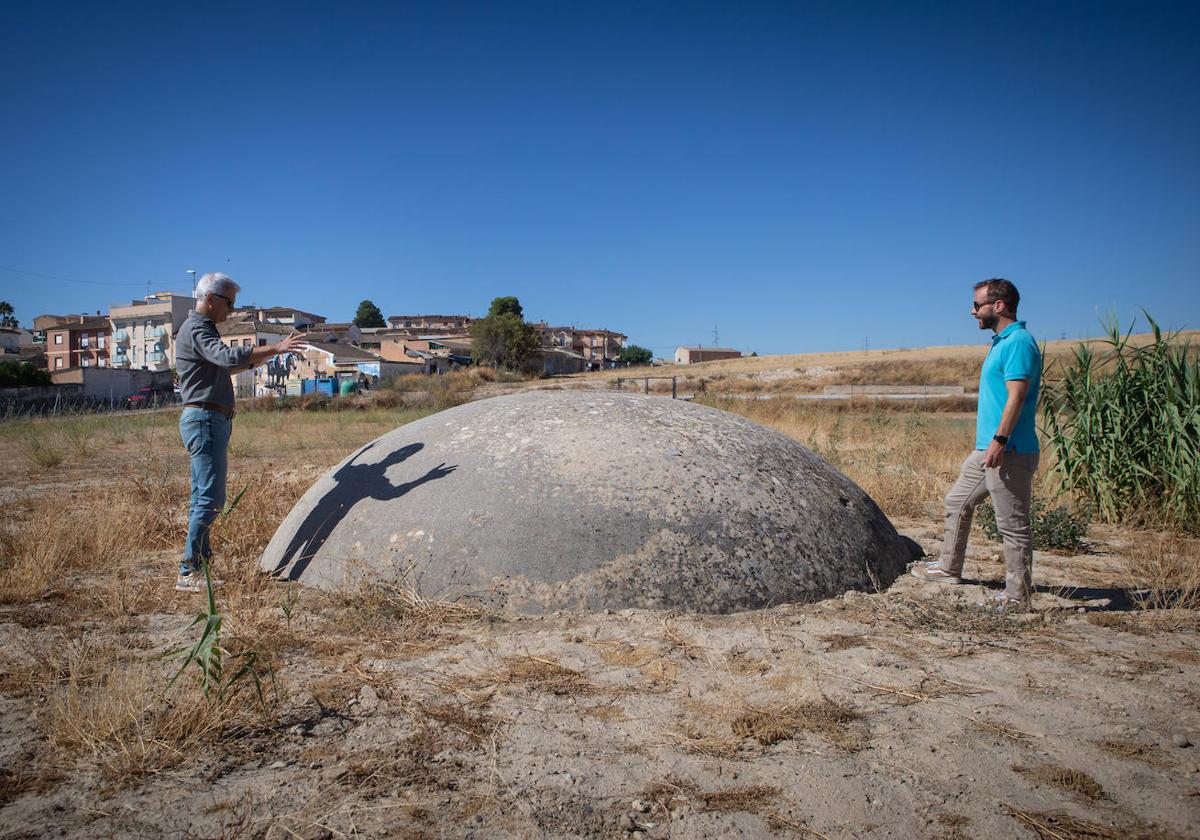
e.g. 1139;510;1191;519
909;561;963;585
175;572;224;592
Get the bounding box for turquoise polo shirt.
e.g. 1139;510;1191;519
976;321;1041;453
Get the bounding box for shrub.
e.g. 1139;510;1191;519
976;496;1090;552
1041;313;1199;534
0;361;52;388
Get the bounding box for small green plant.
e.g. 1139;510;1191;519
168;486;272;706
23;432;64;469
976;496;1090;552
280;586;300;629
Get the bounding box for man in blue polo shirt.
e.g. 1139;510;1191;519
911;278;1041;608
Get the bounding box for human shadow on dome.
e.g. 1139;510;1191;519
270;441;457;582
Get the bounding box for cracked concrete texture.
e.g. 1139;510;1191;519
260;390;914;612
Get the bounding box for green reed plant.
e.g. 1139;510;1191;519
169;486;272;707
1040;312;1199;534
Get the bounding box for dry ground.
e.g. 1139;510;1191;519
1;348;1198;839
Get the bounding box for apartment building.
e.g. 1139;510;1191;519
45;316;112;370
109;292;194;372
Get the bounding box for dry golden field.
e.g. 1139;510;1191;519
1;344;1198;838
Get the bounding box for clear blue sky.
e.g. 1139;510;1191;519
2;1;1197;355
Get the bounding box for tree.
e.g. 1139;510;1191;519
487;296;523;319
619;344;653;365
353;300;386;328
0;301;15;329
471;297;540;370
0;361;51;388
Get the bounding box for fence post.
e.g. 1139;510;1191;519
644;377;649;394
672;377;677;399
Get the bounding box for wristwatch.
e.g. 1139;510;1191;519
993;434;1009;445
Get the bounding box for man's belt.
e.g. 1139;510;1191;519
183;401;235;418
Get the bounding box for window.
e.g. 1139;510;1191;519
54;334;63;345
82;359;91;367
98;336;106;348
98;359;106;368
81;333;90;347
258;338;268;346
243;338;252;348
55;357;63;368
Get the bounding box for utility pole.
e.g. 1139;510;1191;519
186;269;197;298
713;325;719;346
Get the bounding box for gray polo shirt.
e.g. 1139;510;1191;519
175;311;253;408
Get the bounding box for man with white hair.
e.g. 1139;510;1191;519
174;272;308;592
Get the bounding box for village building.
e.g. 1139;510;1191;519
44;316;113;371
673;346;742;365
0;326;25;355
378;333;472;374
109;292;193;372
240;306;326;329
294;341;409;385
32;314;85;345
385;314;473;332
304;322;362;345
356;326;385;351
536;347;588;375
538;325;627;369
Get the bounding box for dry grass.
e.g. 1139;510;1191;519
1094;738;1175;768
416;701;499;745
641;777;782;816
497;654;592;695
730;698;865;751
702;397;972;519
25;633;268;783
1015;763;1107;801
1126;532;1200;612
1005;806;1190;840
819;632;870;651
698;784;782;813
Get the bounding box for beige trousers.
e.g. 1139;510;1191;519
939;449;1039;600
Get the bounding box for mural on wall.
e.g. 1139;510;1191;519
266;352;296;390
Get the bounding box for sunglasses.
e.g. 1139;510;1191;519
972;299;995;311
212;293;235;307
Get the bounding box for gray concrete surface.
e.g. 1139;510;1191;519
260;390;916;613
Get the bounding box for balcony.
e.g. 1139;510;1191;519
147;351;166;364
114;330;129;343
147;327;166;339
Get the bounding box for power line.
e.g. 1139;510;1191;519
0;264;150;287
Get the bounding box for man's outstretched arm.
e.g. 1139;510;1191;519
247;332;309;369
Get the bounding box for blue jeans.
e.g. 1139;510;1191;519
179;407;232;575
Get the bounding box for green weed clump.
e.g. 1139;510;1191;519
977;496;1090;552
1041;313;1199;535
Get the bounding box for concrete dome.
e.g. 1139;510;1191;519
260;390;913;613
